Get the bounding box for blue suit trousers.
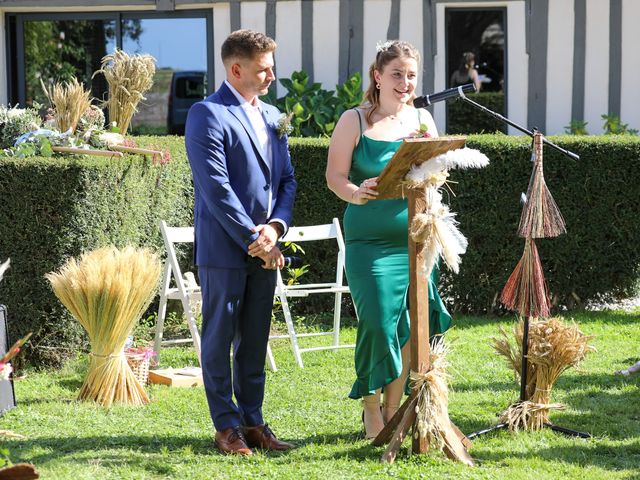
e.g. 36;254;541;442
199;258;276;431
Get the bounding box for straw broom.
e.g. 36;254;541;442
517;132;566;238
46;246;161;407
94;49;156;135
500;237;551;318
40;78;92;133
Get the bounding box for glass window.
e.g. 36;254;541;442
446;9;505;92
122;17;208;134
23;19;116;105
446;8;506;133
10;12;210;135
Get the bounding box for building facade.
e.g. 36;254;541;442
0;0;637;135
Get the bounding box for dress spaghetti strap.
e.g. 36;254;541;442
353;108;365;136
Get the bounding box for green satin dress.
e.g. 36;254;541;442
345;129;452;400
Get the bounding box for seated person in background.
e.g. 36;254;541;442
450;52;481;92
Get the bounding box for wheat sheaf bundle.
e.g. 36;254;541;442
41;77;92;133
491;317;595;430
95;49;156;135
411;339;451;448
46;246;161;407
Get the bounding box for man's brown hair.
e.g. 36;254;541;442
221;29;277;63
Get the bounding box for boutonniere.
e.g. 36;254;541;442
275;112;294;138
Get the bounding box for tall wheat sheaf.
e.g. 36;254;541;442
41;77;92;133
491;317;595;430
94;48;156;135
46;246;161;407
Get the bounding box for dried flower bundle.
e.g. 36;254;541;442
410;187;468;276
491;317;595;430
517;133;566;238
500;237;551;318
41;78;92;133
94;49;156;135
46;246;161;407
404;147;488;278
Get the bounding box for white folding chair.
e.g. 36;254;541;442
270;218;353;368
154;220;277;371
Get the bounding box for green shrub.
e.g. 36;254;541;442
446;92;507;134
288;135;640;314
2;134;639;367
0;135;193;367
601;114;639;135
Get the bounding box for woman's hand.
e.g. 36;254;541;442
351;177;379;205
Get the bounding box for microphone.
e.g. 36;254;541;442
413;83;476;108
283;256;304;268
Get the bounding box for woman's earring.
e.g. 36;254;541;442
376;83;381;90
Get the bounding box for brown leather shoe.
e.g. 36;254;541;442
243;424;294;451
215;426;253;455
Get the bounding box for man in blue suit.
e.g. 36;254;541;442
185;29;296;456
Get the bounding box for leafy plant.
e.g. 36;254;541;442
0;448;10;468
564;119;589;135
601;113;638;135
262;70;363;137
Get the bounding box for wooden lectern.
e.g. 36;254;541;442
372;136;474;465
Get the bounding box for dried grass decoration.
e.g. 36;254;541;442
404;147;489;276
491;317;595;430
95;48;156;135
40;77;92;133
517;132;566;238
46;246;161;407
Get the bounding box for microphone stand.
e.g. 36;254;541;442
457;92;580;161
445;93;589;440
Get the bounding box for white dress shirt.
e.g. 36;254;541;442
225;80;272;170
224;80;286;235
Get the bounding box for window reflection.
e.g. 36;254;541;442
23;20;116;105
122;18;207;134
446;9;506;133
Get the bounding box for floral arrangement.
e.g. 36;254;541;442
124;345;157;365
0;104;42;150
0;49;171;163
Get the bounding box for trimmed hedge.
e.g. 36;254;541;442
1;134;639;367
0;136;193;367
289;135;640;313
446;92;507;134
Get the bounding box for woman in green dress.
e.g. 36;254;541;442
326;40;452;439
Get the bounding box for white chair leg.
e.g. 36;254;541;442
182;298;202;366
332;292;342;349
154;263;172;364
279;290;304;368
266;342;277;372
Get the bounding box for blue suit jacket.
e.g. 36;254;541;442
185;83;297;268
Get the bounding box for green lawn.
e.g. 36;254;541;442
1;310;639;479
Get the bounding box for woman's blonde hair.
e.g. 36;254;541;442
362;40;421;125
